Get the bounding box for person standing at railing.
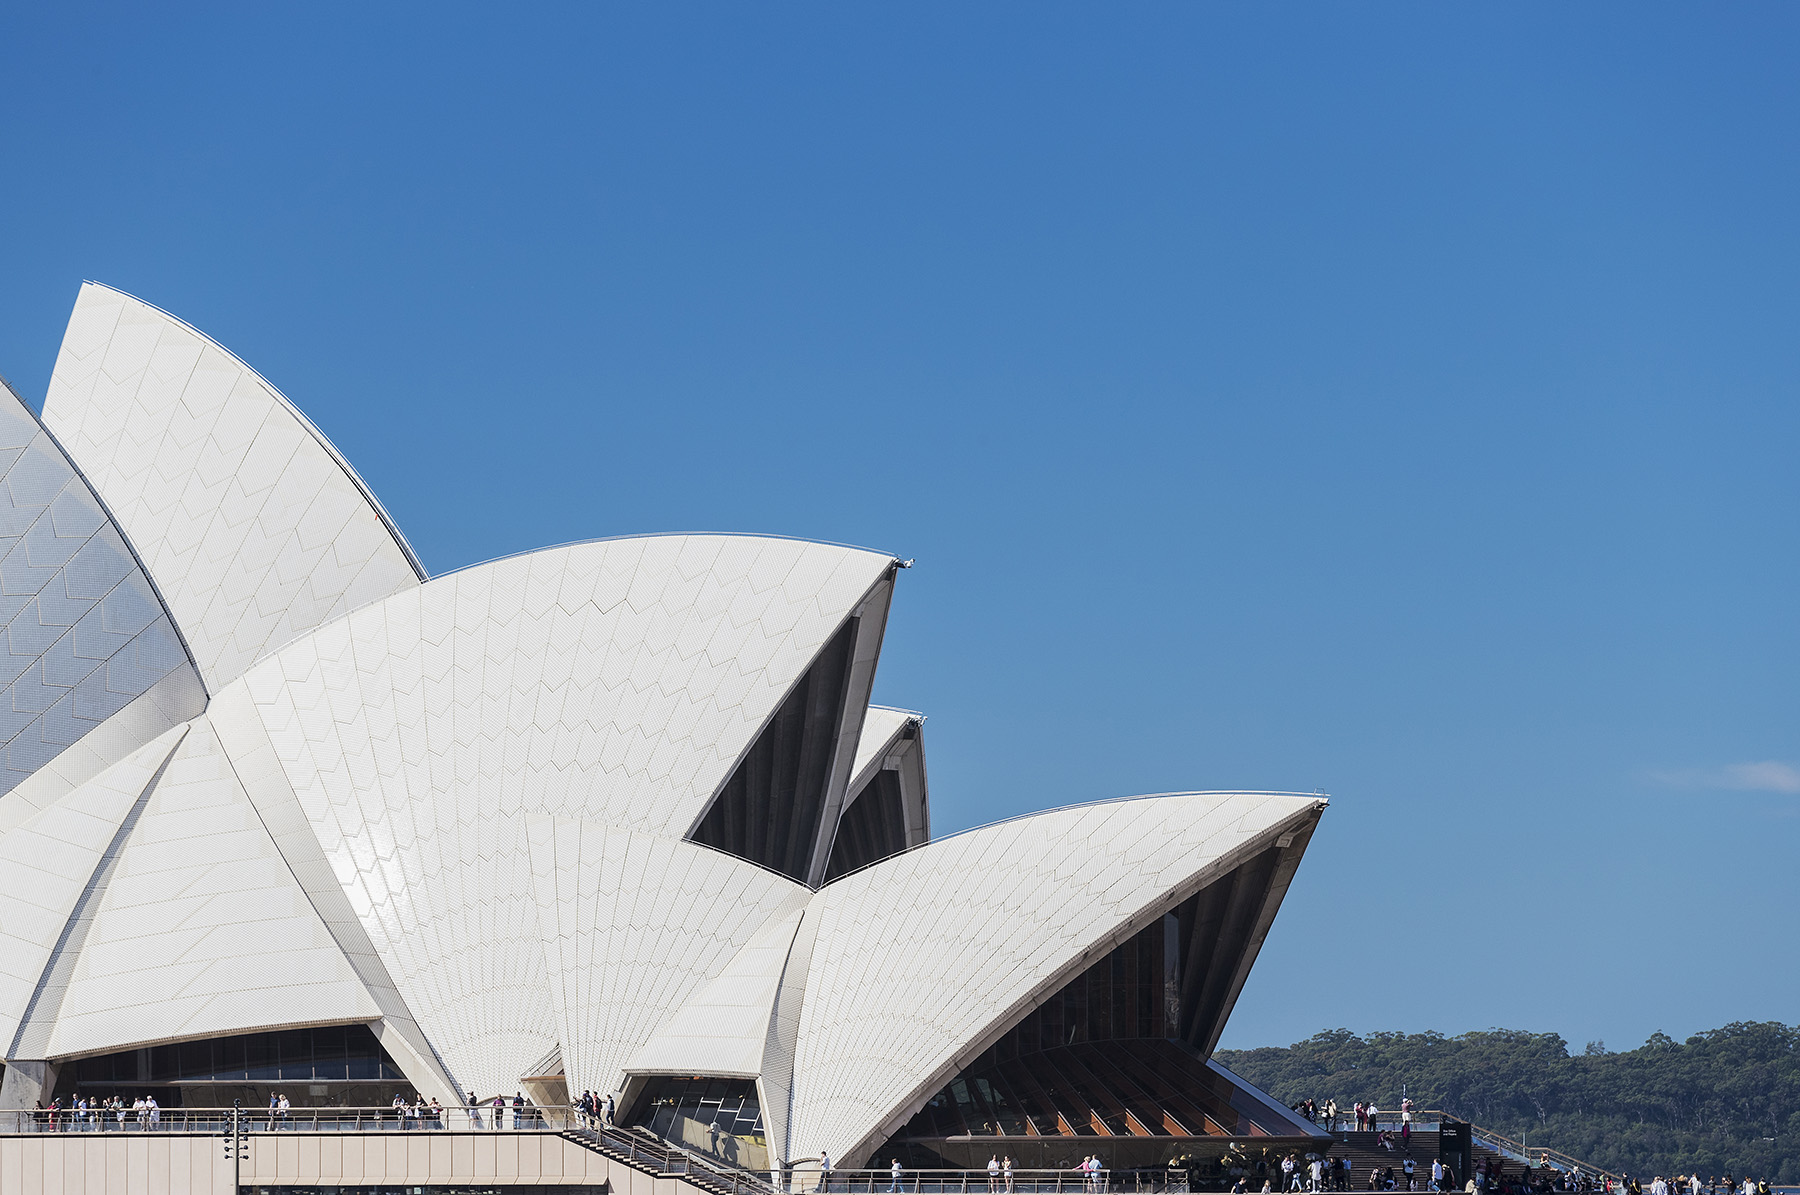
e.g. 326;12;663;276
988;1155;1002;1191
817;1150;833;1193
1004;1156;1015;1194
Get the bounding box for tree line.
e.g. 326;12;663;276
1214;1023;1799;1183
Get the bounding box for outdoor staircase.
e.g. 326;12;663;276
558;1122;771;1195
1325;1126;1615;1189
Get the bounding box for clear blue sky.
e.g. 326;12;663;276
3;4;1796;1055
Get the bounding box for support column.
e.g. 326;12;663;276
0;1059;59;1110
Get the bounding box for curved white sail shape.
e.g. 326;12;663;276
785;791;1324;1164
529;816;807;1100
0;378;200;806
43;717;387;1062
224;534;893;1098
42;282;425;693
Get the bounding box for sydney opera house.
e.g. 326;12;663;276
0;283;1325;1180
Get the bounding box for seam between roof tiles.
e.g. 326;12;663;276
1;371;209;705
78;283;428;582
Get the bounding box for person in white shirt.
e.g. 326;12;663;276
989;1157;1001;1192
1310;1159;1324;1192
816;1151;832;1193
889;1159;904;1194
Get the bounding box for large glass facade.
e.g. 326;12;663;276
52;1023;410;1107
631;1076;767;1172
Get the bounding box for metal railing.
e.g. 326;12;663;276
1305;1108;1619;1186
1465;1126;1618;1184
563;1120;810;1194
0;1103;579;1135
775;1171;1116;1195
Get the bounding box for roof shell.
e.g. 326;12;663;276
0;376;200;804
42;282;425;693
219;533;893;1097
786;791;1324;1164
529;815;808;1098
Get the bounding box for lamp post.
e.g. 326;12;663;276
223;1100;248;1191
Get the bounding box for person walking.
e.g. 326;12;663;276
889;1159;905;1194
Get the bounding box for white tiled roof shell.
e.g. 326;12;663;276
45;715;384;1060
0;728;185;1056
623;894;809;1081
846;706;917;789
0;379;199;803
227;534;893;1097
529;817;807;1098
42;282;425;693
787;791;1322;1164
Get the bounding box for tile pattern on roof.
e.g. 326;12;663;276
0;729;187;1055
0;382;198;803
47;715;383;1060
786;792;1320;1162
228;535;889;1098
528;816;807;1099
846;706;915;789
42;283;423;693
624;892;808;1081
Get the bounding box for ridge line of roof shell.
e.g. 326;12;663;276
294;533;903;642
820;789;1328;886
865;704;925;719
74;281;428;582
430;531;903;584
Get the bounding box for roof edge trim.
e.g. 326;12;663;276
432;532;901;586
820;790;1329;888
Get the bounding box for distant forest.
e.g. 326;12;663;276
1214;1024;1799;1183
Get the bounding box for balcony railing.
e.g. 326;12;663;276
776;1170;1117;1195
0;1104;577;1135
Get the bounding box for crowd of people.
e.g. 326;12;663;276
1262;1096;1784;1195
26;1094;163;1130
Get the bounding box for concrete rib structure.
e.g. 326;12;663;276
0;283;1329;1182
